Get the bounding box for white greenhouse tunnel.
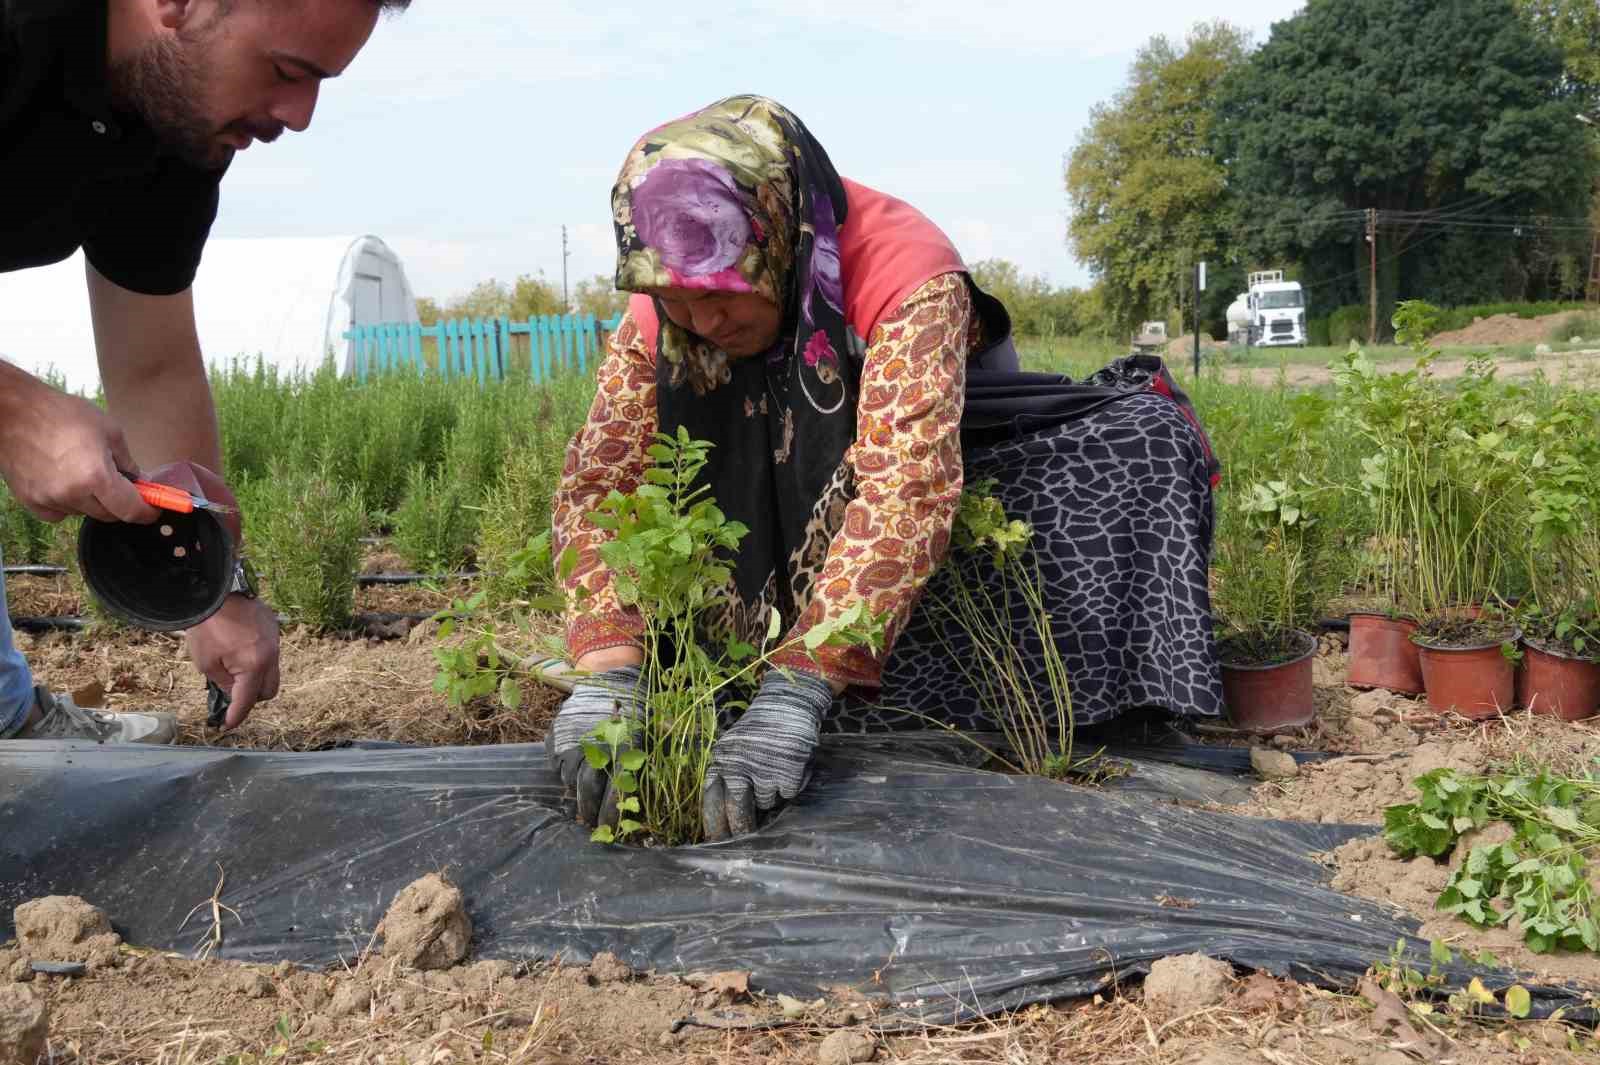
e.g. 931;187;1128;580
0;235;420;394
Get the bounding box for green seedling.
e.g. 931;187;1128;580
569;428;884;846
1386;767;1600;953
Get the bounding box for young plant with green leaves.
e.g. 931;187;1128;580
1517;391;1600;658
1334;303;1531;636
572;428;883;845
1212;476;1332;664
1386;767;1600;954
914;481;1082;779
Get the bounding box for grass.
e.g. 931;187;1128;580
2;333;1595;649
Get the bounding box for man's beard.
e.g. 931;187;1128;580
106;34;230;170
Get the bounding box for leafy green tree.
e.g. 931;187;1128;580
1213;0;1595;324
1066;20;1251;331
416;274;567;323
510;273;566;318
573;274;629;321
1515;0;1600;112
968;259;1110;338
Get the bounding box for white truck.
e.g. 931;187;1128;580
1131;320;1168;354
1227;270;1307;348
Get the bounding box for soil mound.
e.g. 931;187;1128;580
13;897;120;965
380;874;472;971
1433;312;1571;347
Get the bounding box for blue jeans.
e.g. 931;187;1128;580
0;553;36;736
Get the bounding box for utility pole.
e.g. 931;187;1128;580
1587;230;1600;307
561;225;572;313
1193;260;1206;379
1366;208;1378;345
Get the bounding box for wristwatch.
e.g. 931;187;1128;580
229;557;259;599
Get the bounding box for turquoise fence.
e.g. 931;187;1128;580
344;313;623;385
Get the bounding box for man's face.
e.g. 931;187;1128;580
108;0;380;170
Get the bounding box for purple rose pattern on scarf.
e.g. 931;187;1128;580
632;158;752;279
802;184;844;327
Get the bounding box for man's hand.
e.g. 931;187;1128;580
186;595;281;729
0;362;160;525
141;461;274;729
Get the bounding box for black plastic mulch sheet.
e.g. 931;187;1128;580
0;735;1592;1024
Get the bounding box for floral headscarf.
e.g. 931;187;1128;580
611;95;860;644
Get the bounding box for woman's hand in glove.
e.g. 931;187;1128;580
702;669;834;841
547;665;645;828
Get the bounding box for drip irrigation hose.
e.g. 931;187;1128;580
4;565;478;587
7;611;434;635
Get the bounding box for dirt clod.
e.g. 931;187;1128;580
0;986;47;1065
817;1029;877;1065
1250;747;1299;781
328;982;372;1018
381;874;472;971
228;968;274;999
1452;820;1517;865
465;959;515;991
13;897;120;963
586;951;632;985
1142;954;1233;1020
1232;971;1302;1013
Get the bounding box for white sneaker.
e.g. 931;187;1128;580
12;687;177;745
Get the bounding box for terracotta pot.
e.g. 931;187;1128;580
1517;639;1600;722
1222;630;1318;731
1346;613;1424;694
1416;633;1517;720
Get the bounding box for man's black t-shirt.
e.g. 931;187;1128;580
2;0;226;295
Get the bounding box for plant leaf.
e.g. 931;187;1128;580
1504;985;1532;1018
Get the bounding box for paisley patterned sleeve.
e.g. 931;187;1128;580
551;310;656;660
769;272;972;687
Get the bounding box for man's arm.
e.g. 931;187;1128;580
86;262;281;728
87;262;220;472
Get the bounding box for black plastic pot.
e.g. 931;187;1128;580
77;510;236;632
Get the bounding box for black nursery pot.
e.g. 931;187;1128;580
77;510;236;632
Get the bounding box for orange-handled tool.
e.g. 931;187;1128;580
132;479;237;516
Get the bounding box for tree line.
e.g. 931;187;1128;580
416;273;629;326
1067;0;1600;338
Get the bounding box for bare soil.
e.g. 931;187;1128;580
12;620;560;751
5;937;1596;1064
1227;638;1600;993
1432;312;1573;348
1223;347;1600;389
8;628;1600;1061
3;572;463;623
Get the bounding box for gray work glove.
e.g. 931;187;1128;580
547;665;645;829
702;669;833;842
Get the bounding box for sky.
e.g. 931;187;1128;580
215;0;1309;306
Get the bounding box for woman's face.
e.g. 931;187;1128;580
652;289;782;358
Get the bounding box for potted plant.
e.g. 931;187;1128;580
1398;347;1526;719
1515;394;1600;721
1332;347;1434;694
1213;477;1332;731
1339;303;1526;717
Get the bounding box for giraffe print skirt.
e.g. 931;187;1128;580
833;389;1223;733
